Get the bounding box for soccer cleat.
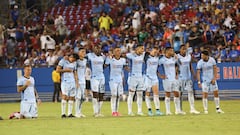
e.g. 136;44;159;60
175;111;186;115
137;112;145;116
76;113;86;118
166;112;173;115
94;113;99;117
116;112;122;116
112;112;118;117
68;114;75;118
128;112;135;116
9;112;15;119
156;110;164;116
0;116;3;120
190;109;200;114
216;109;224;114
204;110;208;114
61;114;67;118
79;114;86;118
148;110;153;116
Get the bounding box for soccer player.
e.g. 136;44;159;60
57;53;78;118
126;44;145;116
159;47;185;115
105;46;127;116
10;64;41;119
87;45;106;117
75;47;87;118
196;50;224;114
177;45;200;114
144;47;164;116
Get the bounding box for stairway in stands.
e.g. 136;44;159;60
40;0;117;34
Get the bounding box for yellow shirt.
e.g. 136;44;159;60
52;70;60;83
98;15;113;30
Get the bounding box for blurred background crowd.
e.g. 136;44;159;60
0;0;239;69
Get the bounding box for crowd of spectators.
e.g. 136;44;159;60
0;0;239;69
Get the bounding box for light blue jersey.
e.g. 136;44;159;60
76;58;87;84
58;58;77;83
177;54;192;80
145;55;159;80
196;57;216;83
17;76;36;102
105;57;127;82
126;52;145;77
87;53;105;79
159;56;177;81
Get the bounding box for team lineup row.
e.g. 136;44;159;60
11;44;224;119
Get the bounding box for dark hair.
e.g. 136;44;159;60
78;47;85;51
23;64;31;68
180;44;185;49
201;50;209;56
165;47;173;51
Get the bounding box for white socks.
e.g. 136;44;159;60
68;100;74;115
98;101;103;114
61;99;67;115
188;91;195;110
202;98;208;111
214;97;220;109
146;95;160;110
153;95;160;110
127;91;134;114
145;96;151;109
75;99;83;115
136;91;143;113
92;98;98;114
174;97;181;113
111;96;120;112
165;97;170;113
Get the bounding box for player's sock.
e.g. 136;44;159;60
98;101;103;114
68;100;74;115
61;99;67;115
116;97;120;112
127;91;134;114
75;99;80;115
111;96;116;113
165;97;170;113
145;96;151;109
188;91;195;110
174;97;181;113
137;91;143;113
92;98;98;114
202;98;208;111
214;97;220;109
153;94;160;110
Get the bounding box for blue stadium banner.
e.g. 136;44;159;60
0;62;240;94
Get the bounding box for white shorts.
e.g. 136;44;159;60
127;76;145;91
109;81;123;96
61;81;76;97
202;81;218;93
91;78;105;93
20;101;38;118
178;80;193;92
162;80;179;92
76;83;85;99
145;76;159;92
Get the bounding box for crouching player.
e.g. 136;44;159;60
10;65;41;119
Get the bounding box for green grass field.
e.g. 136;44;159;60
0;100;240;135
